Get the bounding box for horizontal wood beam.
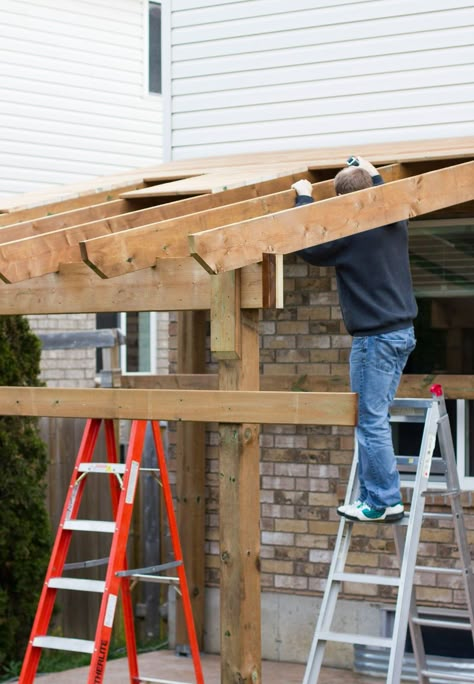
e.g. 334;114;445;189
189;161;474;274
120;373;474;400
0;387;357;425
0;260;262;315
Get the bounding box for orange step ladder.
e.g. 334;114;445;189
19;418;204;684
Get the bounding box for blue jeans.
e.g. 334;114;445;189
349;327;416;509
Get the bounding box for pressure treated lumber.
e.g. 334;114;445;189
0;260;263;314
121;164;309;198
210;271;241;359
0;387;357;425
218;308;261;684
120;373;474;399
0;181;146;226
80;171;319;278
79;165;403;279
175;311;207;649
189;161;474;274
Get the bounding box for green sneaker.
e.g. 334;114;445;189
343;501;404;522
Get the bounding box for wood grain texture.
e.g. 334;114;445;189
189;161;474;273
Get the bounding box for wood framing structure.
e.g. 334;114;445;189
1;136;473;684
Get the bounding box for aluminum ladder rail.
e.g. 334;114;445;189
302;385;474;684
19;418;204;684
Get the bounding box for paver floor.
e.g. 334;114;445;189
24;649;390;683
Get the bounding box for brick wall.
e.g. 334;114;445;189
28;313;97;388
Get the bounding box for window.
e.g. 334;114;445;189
119;312;157;374
149;2;162;94
96;312;157;375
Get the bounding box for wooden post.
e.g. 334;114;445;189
216;295;261;684
175;311;207;650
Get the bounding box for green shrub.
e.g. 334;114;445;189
0;316;52;675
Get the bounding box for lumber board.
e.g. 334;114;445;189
0;175;308;281
189;161;474;274
121;164;309;198
79;165;401;279
217;308;261;683
0;260;263;314
175;311;206;648
0;199;133;244
262;254;283;308
0;387;357;425
0;181;147;226
80;170;323;278
120;373;474;400
210;271;241;359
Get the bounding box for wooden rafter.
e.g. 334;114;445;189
79;164;405;279
0;172;311;283
0;162;428;284
189;161;474;274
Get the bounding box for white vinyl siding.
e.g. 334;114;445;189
0;0;163;196
168;0;474;160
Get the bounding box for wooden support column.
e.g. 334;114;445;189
213;271;261;683
175;311;207;649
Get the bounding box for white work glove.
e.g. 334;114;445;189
348;156;378;177
291;179;313;197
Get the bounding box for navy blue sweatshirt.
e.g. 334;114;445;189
295;175;417;336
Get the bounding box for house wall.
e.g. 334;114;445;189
0;0;163;197
168;0;474;159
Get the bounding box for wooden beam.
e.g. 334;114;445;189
0;387;357;425
175;311;207;650
79;172;330;278
218;308;261;684
189;161;474;274
210;271;241;359
120;373;474;400
120;165;310;198
262;254;284;308
0;260;263;315
79;165;402;279
0;182;146;227
0;199;135;244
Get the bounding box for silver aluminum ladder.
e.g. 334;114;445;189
303;384;474;684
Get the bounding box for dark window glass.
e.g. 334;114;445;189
149;2;162;94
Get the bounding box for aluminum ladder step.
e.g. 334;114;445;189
421;668;474;682
317;631;392;648
48;577;106;592
333;571;400;587
63;519;116;533
412;615;472;630
32;635;94;654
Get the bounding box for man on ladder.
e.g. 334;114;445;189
292;155;417;522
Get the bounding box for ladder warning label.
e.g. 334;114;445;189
423;433;436;477
125;461;140;504
104;594;117;628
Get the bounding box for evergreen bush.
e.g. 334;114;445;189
0;316;51;675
